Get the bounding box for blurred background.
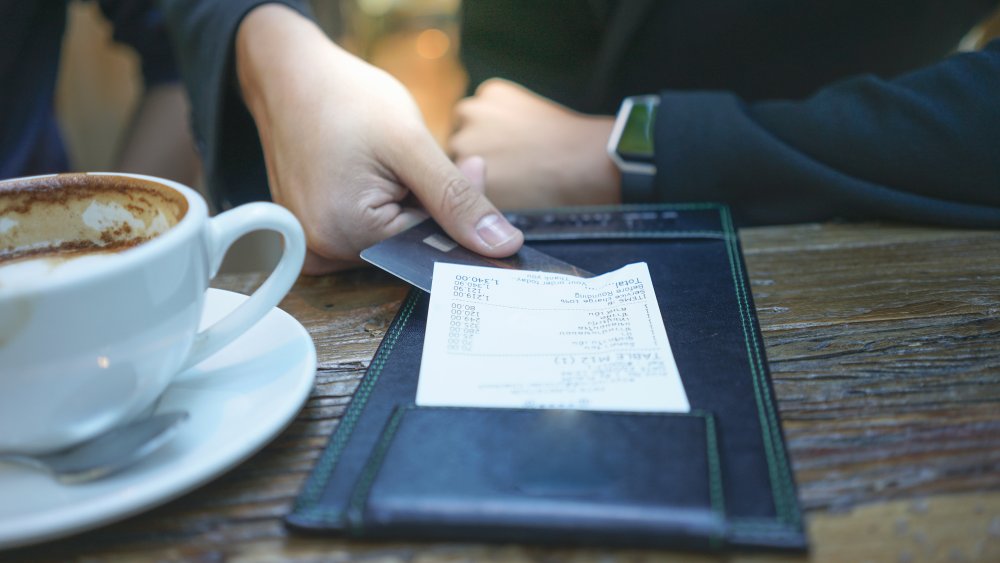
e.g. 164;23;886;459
56;0;465;179
56;0;1000;181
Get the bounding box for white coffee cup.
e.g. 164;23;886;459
0;173;306;454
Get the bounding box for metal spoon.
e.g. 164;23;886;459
0;411;189;484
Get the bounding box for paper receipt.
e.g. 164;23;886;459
416;262;690;412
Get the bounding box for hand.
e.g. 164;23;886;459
235;6;522;274
450;79;621;209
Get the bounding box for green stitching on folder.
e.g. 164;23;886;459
345;406;408;531
702;412;725;519
700;410;726;549
718;220;783;517
526;202;721;214
730;518;802;530
525;230;728;241
293;291;420;520
518;203;728;242
344;408;729;540
718;206;800;526
729;206;798;525
293;202;802;538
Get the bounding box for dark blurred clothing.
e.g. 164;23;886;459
0;0;178;180
462;0;997;113
461;0;1000;227
652;39;1000;226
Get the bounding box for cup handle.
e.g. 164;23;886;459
179;202;306;371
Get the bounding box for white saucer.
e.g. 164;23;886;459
0;288;317;550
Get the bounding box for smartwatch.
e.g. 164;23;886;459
607;95;659;203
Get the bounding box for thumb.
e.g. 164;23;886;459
393;139;523;257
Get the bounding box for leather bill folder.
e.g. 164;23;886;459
287;204;806;551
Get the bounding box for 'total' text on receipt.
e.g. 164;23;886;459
416;262;690;412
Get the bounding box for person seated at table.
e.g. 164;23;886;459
448;1;1000;227
0;0;198;186
160;0;524;276
162;0;1000;278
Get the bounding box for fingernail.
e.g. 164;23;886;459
476;214;518;249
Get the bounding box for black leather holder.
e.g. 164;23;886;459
347;407;725;548
288;204;806;551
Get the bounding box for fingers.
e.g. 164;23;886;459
390;130;522;257
474;77;521;97
454;78;519;131
457;156;487;195
449;96;505;162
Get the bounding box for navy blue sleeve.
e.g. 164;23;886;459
97;0;179;86
158;0;312;208
653;40;1000;227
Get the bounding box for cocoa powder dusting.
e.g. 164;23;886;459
0;173;188;219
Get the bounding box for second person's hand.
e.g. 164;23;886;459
235;5;523;274
450;79;621;209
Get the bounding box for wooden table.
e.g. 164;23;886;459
5;223;999;562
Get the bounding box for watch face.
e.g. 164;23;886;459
617;97;658;164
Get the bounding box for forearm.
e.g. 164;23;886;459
450;79;620;209
235;5;334;127
158;0;312;204
653;42;1000;226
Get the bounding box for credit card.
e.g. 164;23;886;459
361;219;593;292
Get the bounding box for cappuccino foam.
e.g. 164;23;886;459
0;173;187;289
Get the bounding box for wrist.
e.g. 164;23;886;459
235;4;332;119
582;116;621;205
608;95;659;204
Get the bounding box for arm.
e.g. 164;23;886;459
160;1;522;274
452;44;1000;226
450;79;619;209
654;41;1000;226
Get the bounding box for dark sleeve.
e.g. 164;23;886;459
652;40;1000;227
98;0;179;86
157;0;312;209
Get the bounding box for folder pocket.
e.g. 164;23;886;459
345;406;726;547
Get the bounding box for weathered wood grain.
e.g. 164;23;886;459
227;268;411;368
4;223;998;562
743;225;1000;512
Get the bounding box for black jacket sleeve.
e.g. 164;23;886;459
654;40;1000;227
158;0;311;209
